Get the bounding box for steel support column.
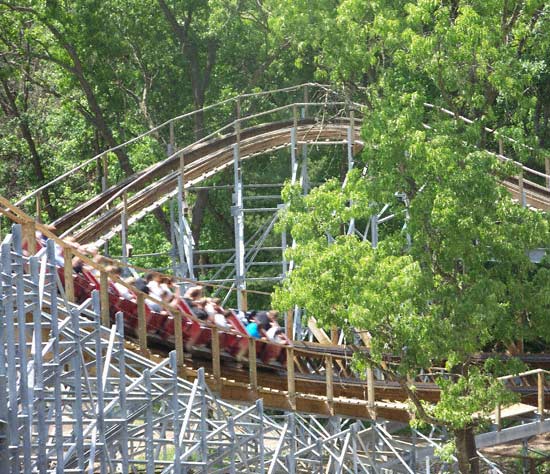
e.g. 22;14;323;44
232;144;246;311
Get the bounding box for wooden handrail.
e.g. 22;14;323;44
16;83;337;206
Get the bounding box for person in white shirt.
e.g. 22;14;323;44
205;298;230;328
146;272;164;299
266;320;290;345
111;266;135;301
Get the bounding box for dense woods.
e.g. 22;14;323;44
2;1;550;472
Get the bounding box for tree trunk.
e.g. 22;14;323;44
0;77;56;220
157;0;218;255
454;426;479;474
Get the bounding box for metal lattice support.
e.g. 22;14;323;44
1;222;513;473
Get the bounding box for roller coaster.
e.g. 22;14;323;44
2;84;550;420
2;83;550;472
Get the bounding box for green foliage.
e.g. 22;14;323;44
273;90;550;444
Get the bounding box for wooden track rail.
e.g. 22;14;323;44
55;119;363;244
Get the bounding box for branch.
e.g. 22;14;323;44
397;376;440;425
157;0;193;50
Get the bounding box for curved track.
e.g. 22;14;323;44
4;90;550;422
55;118;363;245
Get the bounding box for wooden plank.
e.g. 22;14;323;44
330;326;338;345
326;355;334;415
287;346;296;409
35;191;41;223
22;221;36;255
538;372;545;416
174;311;184;369
136;293;148;354
211;327;221;393
286;309;293;340
99;270;110;327
248;338;257;391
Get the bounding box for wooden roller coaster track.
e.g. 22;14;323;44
3;84;550;423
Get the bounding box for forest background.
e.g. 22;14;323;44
1;2;550;471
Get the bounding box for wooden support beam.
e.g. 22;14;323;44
63;248;75;303
240;290;248;312
286;346;296;409
169;121;175;153
102;154;108;191
546;157;550;190
22;221;36;256
326;355;334;415
174;311;184;369
99;270;110;327
35;191;41;223
495;403;501;431
286;309;294;341
518;165;526;207
303;85;308;118
136;293;148;354
538;372;545;417
365;334;376;413
248;337;257;391
235;97;241;144
331;326;338;345
211;327;221;393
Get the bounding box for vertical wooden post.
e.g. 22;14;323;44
286;309;294;341
241;290;248;312
545;157;550;190
35;191;42;223
180;154;190;220
498;137;504;156
169;120;175;154
174;311;184;369
495;403;502;431
121;192;129;269
102;154;108;192
22;221;36;255
331;327;338;345
248;337;257;391
63;248;75;303
538;371;545;418
518;164;526;207
136;293;148;353
303;85;308;119
365;334;375;411
326;355;334;415
211;327;221;393
99;270;110;327
286;346;296;409
235;96;241;143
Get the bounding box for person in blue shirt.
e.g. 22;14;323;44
246;320;261;339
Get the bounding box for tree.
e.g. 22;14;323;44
269;0;550;154
273;93;550;473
